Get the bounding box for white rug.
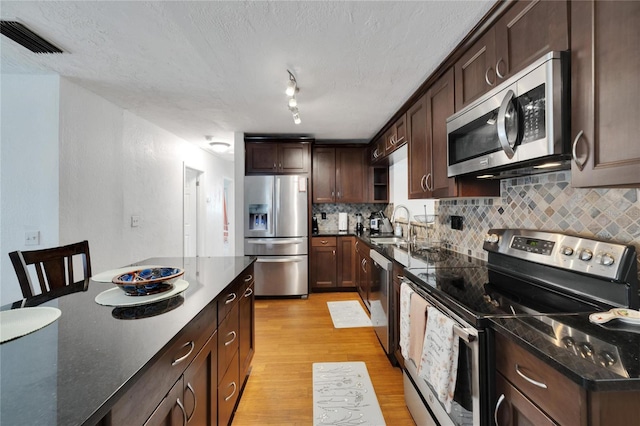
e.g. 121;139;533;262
313;361;386;426
327;300;372;328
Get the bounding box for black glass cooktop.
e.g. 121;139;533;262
403;250;604;327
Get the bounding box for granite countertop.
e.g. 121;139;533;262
0;256;255;426
491;314;640;391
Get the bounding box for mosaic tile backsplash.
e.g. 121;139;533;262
312;203;388;233
434;171;640;279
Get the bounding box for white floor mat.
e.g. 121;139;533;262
313;361;386;426
327;300;372;328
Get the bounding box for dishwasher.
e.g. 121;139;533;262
369;249;392;357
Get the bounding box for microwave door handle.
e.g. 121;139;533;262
497;89;517;159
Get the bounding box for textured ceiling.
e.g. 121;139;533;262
1;1;494;154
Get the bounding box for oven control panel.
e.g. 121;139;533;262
484;229;636;282
511;236;555;255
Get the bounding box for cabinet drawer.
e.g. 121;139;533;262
495;333;585;425
218;302;239;383
110;302;217;426
218;351;240;426
218;280;241;325
312;237;336;247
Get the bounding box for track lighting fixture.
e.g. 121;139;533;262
286;70;302;125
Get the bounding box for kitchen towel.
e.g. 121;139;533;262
409;294;430;368
418;306;460;413
326;301;372;328
399;282;414;360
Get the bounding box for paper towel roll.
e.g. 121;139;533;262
338;212;348;232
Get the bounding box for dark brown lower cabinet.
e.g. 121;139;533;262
311;236;356;290
218;351;240;426
391;262;404;368
145;332;218;426
106;265;255;426
239;280;255;379
494;373;555;426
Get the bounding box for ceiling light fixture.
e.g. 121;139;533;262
286;70;302;125
205;135;230;153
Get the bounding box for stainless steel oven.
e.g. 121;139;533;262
403;281;483;426
400;229;638;426
447;51;569;178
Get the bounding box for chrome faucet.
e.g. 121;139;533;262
391;204;412;242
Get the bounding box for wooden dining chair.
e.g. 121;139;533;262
9;240;92;299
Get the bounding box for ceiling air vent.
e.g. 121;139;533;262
0;20;63;54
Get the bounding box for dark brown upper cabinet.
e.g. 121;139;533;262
385;114;407;155
313;146;367;203
455;0;569;111
245;141;310;175
570;0;640;187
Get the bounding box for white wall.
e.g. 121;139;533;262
1;76;234;305
1;74;61;305
388;145;435;220
233;131;245;256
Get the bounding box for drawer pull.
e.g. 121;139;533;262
244;287;253;298
225;293;237;304
224;381;237;401
244;274;253;282
176;398;187;426
171;341;195;366
225;330;237;346
186;382;197;422
515;364;548;389
494;394;505;425
396;275;404;280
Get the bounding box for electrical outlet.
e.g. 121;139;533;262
131;215;140;227
451;215;464;230
321;212;327;220
25;231;40;246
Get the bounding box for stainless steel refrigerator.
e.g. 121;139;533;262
244;175;308;297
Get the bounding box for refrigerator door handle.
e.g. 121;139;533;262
256;257;305;263
247;239;305;245
274;176;280;236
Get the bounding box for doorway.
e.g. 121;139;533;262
184;166;203;257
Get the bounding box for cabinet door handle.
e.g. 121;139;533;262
515;364;548;389
224;381;237;401
185;382;197;422
225;292;237;304
420;174;427;192
176;398;187;426
494;394;505;425
244;274;253;282
244;287;253;297
273;163;277;169
337;191;341;198
496;58;506;79
279;163;282;168
225;330;237;346
485;67;495;86
396;275;404;280
425;173;433;191
171;341;195;366
572;130;587;171
332;250;336;256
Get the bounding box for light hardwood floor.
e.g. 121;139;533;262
232;291;415;426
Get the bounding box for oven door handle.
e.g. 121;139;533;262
453;324;476;343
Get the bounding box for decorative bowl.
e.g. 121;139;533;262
112;267;184;296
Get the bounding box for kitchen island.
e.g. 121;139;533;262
0;256;255;426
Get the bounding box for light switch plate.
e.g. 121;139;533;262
25;231;40;246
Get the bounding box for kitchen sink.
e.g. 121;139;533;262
370;236;407;245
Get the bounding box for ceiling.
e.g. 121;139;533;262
1;1;494;155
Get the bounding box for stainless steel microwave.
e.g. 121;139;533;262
447;51;569;178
